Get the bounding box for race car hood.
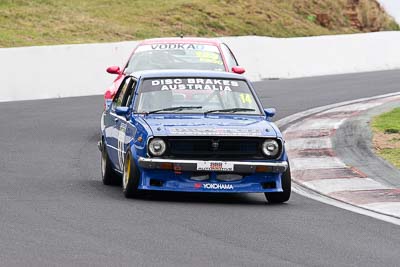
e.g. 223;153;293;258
141;114;279;138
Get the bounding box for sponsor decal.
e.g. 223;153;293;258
195;51;223;65
141;78;250;94
197;161;234;172
203;183;234;190
117;123;127;170
151;43;205;50
168;127;261;137
239;93;253;104
135;44;220;53
150;78;238;91
194;183;202;189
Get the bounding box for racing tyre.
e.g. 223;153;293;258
101;140;121;186
122;151;143;198
265;164;291;203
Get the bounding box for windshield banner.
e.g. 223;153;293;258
135;44;220;53
141;78;249;92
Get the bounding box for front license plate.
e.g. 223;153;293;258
197;161;234;172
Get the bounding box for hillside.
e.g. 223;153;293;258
0;0;398;47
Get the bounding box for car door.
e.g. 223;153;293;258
104;77;134;172
114;78;137;172
121;79;138;160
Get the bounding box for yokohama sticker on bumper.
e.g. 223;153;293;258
196;183;234;190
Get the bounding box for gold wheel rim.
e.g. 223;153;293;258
123;155;131;189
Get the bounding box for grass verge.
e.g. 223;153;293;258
0;0;398;47
371;107;400;169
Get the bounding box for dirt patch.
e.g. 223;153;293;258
373;131;400;150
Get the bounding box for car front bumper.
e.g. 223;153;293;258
137;157;288;173
136;157;288;193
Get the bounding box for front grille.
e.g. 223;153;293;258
164;137;266;160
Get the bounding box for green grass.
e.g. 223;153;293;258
0;0;398;47
376;149;400;168
372;107;400;169
372;108;400;133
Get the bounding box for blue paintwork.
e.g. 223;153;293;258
264;108;276;120
101;70;289;193
143;115;278;137
115;106;130;116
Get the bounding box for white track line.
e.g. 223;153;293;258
360;202;400;218
320;102;384;113
292;183;400;226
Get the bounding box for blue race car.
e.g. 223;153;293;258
99;70;291;203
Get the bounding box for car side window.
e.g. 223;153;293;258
221;43;238;71
112;78;135;109
124;80;136;108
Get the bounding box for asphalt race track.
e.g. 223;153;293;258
0;70;399;266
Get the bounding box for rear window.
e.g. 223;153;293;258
125;44;225;73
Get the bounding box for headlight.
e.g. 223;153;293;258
261;139;280;158
148;138;166;156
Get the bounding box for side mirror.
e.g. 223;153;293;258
264;108;276;118
115;106;130;116
232;66;245;74
106;66;121;75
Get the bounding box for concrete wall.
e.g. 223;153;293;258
1;32;399;102
222;32;400;81
0;41;138;102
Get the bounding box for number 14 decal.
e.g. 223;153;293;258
240;93;252;104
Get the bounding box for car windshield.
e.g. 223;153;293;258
135;77;262;115
125;44;225;73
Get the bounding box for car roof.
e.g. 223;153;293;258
138;37;222;46
129;69;247;80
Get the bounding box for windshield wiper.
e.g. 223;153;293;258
147;106;203;114
204;108;256;114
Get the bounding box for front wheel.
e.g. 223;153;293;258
265;164;291;203
122;151;143;198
